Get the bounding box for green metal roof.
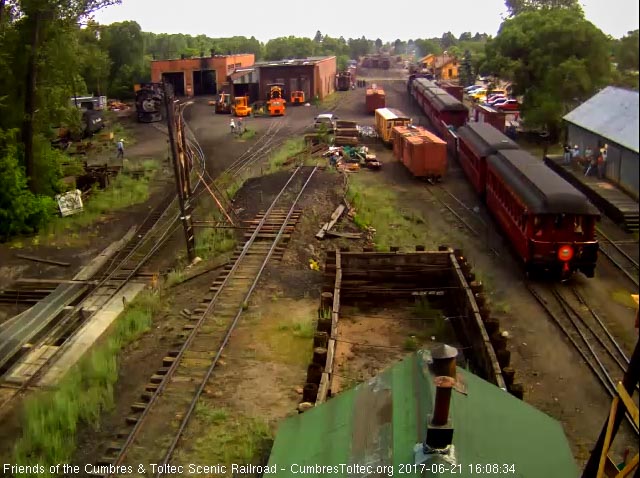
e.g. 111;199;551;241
267;350;578;477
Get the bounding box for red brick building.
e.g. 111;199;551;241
256;56;337;102
150;54;255;96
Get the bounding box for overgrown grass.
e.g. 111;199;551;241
195;228;236;260
178;403;272;468
237;128;256;141
267;138;307;173
256;311;316;366
216;171;244;200
12;290;162;477
24;161;160;248
165;269;186;287
346;175;430;250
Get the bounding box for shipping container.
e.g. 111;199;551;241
365;87;386;114
401;130;447;180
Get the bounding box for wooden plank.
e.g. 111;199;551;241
615;454;638;477
324;231;362;239
15;254;70;267
331;250;341;339
325;339;336;374
316;373;330;405
597;397;620;478
616;381;639;428
316;204;346;239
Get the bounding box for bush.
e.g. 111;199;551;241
0;130;55;241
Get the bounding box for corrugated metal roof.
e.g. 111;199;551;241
267;350;578;477
563;86;639;154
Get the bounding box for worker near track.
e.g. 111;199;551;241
230;118;235;134
597;144;608;179
563;143;572;165
572;145;580;165
116;138;125;160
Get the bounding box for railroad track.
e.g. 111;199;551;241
527;283;639;434
596;225;639;287
425;184;501;257
0;104;207;405
91;166;317;478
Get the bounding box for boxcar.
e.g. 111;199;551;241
365;87;386;114
374;108;412;144
456;122;520;196
401;130;447;180
486;149;599;278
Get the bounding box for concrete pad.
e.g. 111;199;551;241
37;282;147;388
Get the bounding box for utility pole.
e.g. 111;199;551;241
163;82;196;263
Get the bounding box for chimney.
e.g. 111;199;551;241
431;344;458;379
424;375;456;451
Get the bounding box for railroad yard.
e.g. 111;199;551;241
0;64;638;477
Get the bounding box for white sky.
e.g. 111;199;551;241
92;0;639;41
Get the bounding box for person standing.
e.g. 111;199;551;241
583;146;593;173
116;138;125;160
563;143;572;165
572;145;580;165
230;118;235;134
597;144;608;179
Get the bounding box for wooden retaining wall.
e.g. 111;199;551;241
298;246;524;411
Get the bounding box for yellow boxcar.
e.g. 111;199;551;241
375;108;412;144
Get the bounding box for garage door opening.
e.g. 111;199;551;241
161;72;185;96
193;70;216;96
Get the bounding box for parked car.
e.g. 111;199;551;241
485;94;507;105
464;85;482;93
465;86;484;95
494;98;520;111
469;89;488;101
314;113;337;131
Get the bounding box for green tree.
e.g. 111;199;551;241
485;8;611;135
414;38;441;58
505;0;582;16
375;38;382;50
614;30;639;71
313;30;322;43
459;50;474;86
440;31;457;48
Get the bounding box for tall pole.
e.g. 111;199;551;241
581;339;640;478
163;82;196;263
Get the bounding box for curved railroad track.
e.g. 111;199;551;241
425;183;501;257
595;225;639;287
88;166;318;478
0;104;207;411
526;282;639;434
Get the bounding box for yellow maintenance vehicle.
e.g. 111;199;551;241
232;96;252;117
214;92;232;114
267;84;286;116
290;90;305;105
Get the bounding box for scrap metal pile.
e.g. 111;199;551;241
323;145;380;172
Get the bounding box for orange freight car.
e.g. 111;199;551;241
365;86;386;114
401;130;447;181
391;125;432;162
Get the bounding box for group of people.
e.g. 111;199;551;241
563;143;608;179
229;118;245;135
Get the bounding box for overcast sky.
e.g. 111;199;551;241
92;0;639;41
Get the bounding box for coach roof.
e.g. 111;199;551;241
488;149;600;215
457;122;520;157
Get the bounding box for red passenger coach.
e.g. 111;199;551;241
486;149;600;278
456;122;520;196
410;78;468;138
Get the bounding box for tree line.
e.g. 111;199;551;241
0;0;638;240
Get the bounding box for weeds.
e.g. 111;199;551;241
403;336;419;351
30;163;159;247
12;290;162;476
346;175;430;250
165;269;186;287
267;138;306;173
195;228;236;260
238;128;256;140
177;403;272;468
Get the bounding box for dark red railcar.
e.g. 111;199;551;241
486;149;599;278
456;122;520;196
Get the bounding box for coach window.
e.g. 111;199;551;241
555;214;566;229
534;216;543;236
574;216;583;234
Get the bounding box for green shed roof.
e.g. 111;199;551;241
267;350;578;477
